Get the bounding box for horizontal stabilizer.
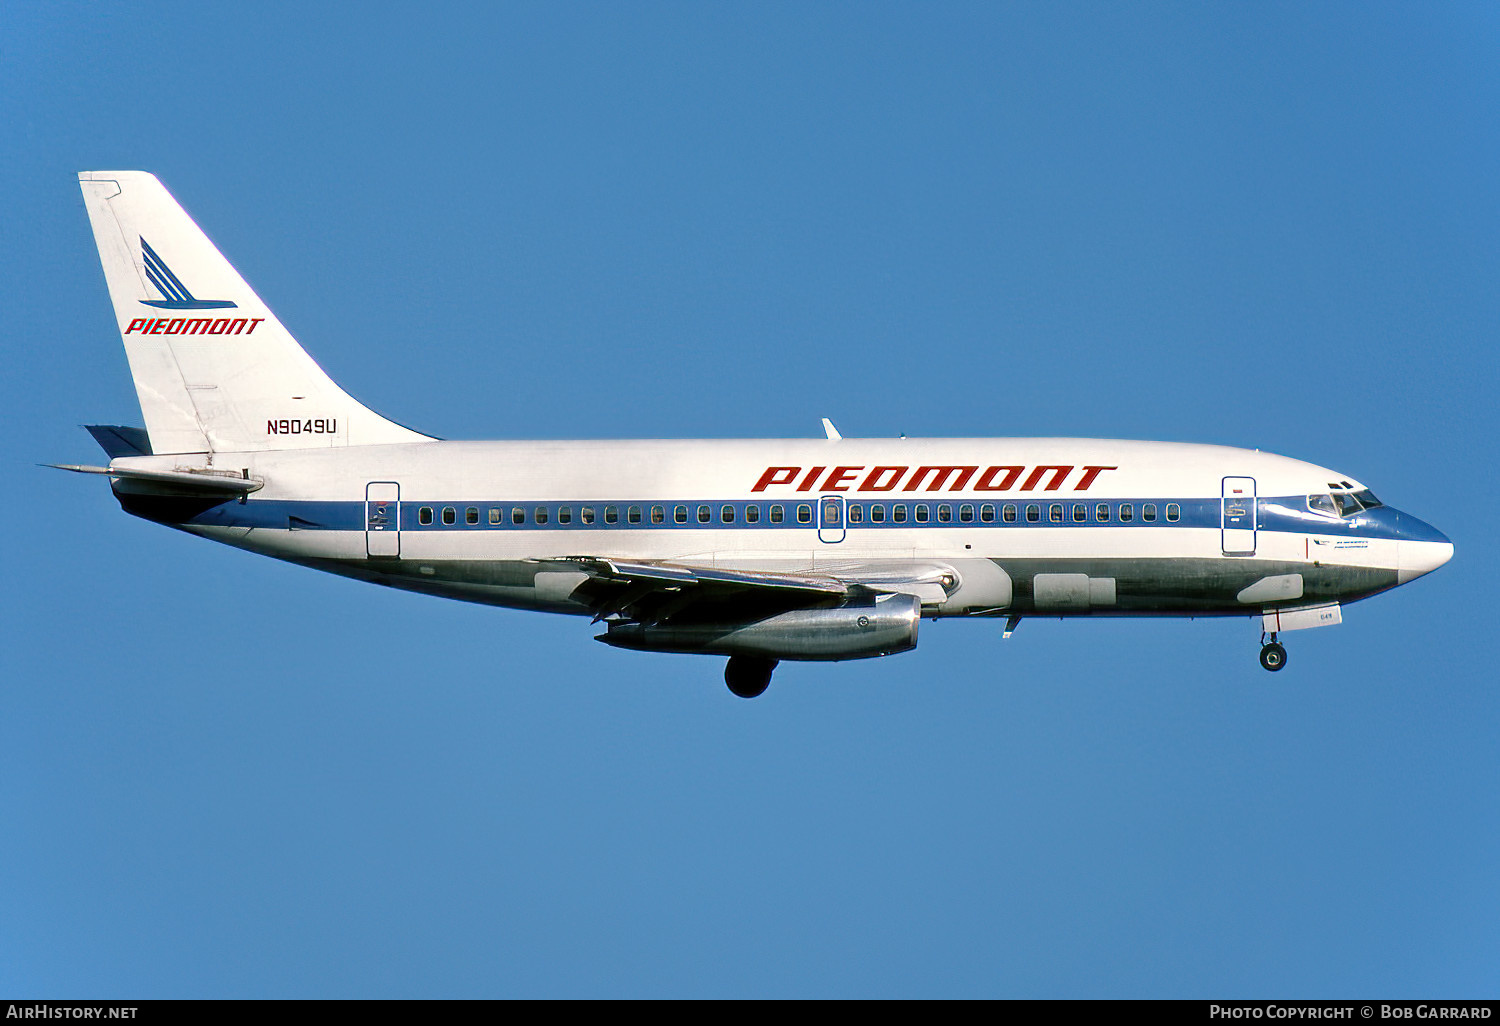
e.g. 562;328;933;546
85;425;153;458
45;463;263;494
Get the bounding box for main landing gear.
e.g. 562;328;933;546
1259;632;1287;672
725;656;778;699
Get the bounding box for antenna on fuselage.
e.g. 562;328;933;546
821;418;842;440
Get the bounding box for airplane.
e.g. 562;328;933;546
55;171;1454;698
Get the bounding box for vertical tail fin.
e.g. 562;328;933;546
78;171;430;454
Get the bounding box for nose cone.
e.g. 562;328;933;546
1396;516;1453;584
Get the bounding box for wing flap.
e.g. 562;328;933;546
558;556;850;596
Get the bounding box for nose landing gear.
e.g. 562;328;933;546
1259;632;1287;672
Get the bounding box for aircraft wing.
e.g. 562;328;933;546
542;555;953;624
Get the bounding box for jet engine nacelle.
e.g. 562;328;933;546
597;592;921;661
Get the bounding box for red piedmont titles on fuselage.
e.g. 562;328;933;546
750;464;1118;493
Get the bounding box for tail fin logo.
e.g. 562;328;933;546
139;237;237;309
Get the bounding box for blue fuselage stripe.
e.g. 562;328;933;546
178;495;1408;542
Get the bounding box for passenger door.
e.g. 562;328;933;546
1221;477;1256;556
365;481;401;557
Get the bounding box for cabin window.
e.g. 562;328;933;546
464;507;478;525
1026;504;1039;523
936;504;951;523
848;503;863;524
489;507;501;525
1166;503;1180;522
1049;504;1063;523
1143;503;1158;522
982;504;997;523
959;504;974;523
697;505;710;524
650;505;664;524
769;504;784;524
442;506;456;526
721;505;735;524
629;506;644;525
1119;503;1134;522
605;505;619;525
915;505;930;524
535;507;549;525
1095;503;1109;522
419;506;433;526
580;506;594;525
892;504;908;523
1001;504;1016;523
512;507;525;525
674;505;687;524
745;505;760;524
796;504;812;524
557;506;571;525
870;503;886;523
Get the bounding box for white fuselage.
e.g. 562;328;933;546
107;436;1452;624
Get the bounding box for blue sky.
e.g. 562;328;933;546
3;1;1497;997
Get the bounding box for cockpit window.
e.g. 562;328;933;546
1333;492;1363;517
1310;490;1381;518
1308;494;1338;517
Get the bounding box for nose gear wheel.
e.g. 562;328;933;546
1258;632;1287;672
